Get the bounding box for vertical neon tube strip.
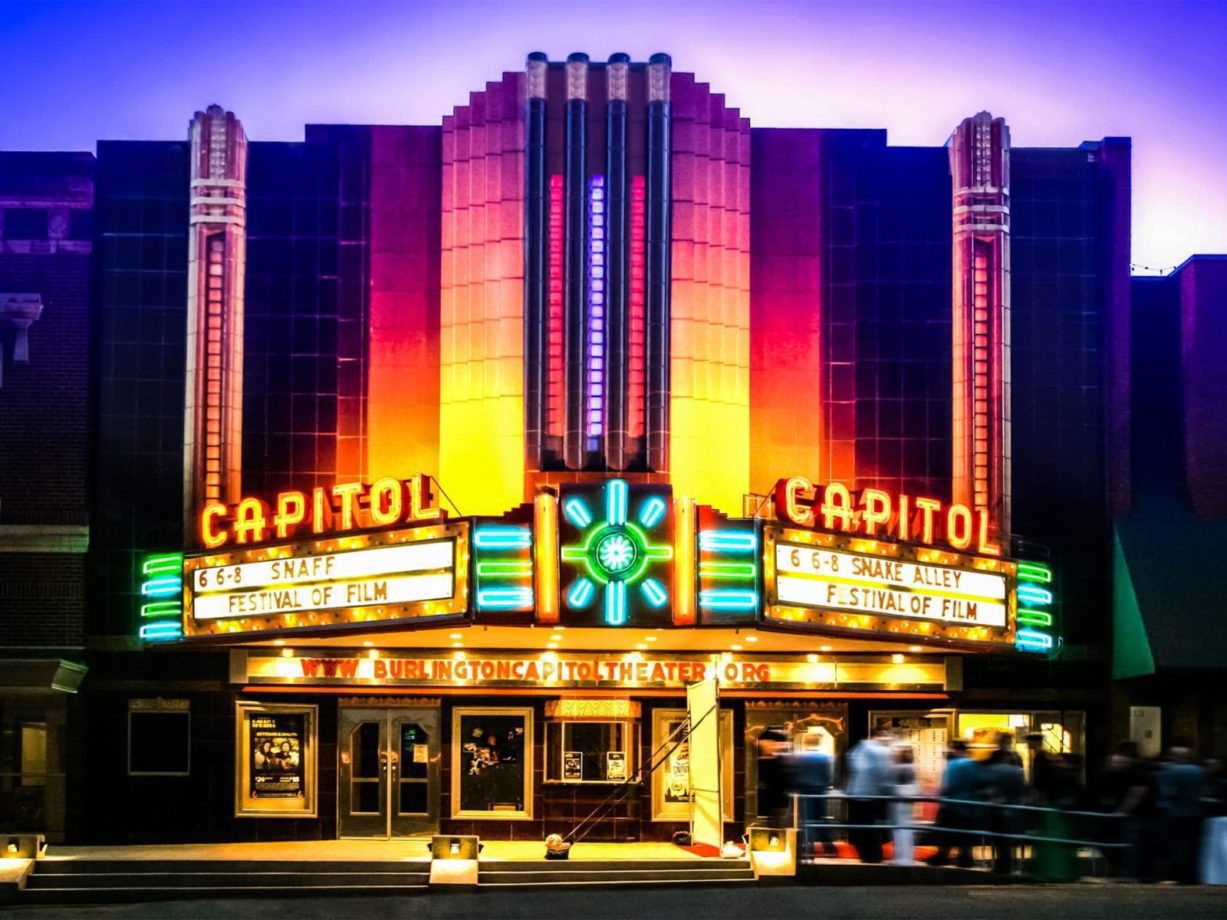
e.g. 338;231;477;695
673;497;696;626
604;53;631;469
547;175;566;439
563;53;590;470
524;52;549;470
587;174;606;440
645;53;672;472
628;176;647;445
534;491;560;624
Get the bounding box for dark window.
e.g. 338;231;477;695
128;706;191;775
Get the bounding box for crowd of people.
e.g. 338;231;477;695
760;726;1227;882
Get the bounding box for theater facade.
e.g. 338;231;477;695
65;51;1130;844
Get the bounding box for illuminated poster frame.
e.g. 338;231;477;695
650;708;734;822
183;521;469;638
763;525;1017;648
234;701;318;818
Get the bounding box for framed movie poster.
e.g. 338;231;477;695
235;701;318;817
451;707;533;819
650;708;734;822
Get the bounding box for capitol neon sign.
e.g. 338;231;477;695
772;476;1001;556
199;473;444;549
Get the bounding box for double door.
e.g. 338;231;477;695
339;706;439;837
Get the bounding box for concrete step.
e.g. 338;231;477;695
480;873;750;888
483;858;752;872
20;884;428;905
34;859;427;874
26;870;431;889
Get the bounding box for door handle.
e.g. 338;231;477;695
380;752;389;775
389;752;400;781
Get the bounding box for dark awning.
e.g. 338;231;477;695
0;659;88;693
1113;504;1227;678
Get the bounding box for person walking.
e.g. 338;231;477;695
789;738;836;857
926;740;980;869
982;733;1025;875
1156;741;1206;884
846;727;895;863
756;726;793;828
891;745;918;865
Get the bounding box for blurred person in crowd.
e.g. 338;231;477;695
1097;741;1151;878
757;727;793;828
788;734;836;856
846;727;895;863
926;739;979;869
982;732;1025;875
891;745;917;865
1156;741;1205;884
1025;732;1055;803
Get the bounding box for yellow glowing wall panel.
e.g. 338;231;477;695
669;78;751;512
367;126;442;484
439;74;527;516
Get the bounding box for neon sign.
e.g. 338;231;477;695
773;476;1001;556
559;480;674;626
199;474;443;549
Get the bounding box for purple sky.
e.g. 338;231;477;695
2;0;1223;270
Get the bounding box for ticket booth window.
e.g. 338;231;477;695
545;721;635;783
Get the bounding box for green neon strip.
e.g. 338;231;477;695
1016;611;1053;627
140;601;183;618
142;553;185;576
699;562;758;580
1016;562;1052;583
476;560;533;576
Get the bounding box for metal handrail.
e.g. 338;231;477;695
791;792;1132;859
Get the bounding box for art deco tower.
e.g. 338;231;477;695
183;105;247;535
439;54;750;515
950;112;1011;537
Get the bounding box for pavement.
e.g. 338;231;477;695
6;884;1227;919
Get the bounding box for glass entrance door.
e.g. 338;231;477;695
339;706;439;838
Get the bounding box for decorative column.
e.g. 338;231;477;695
563;53;590;470
183;105;247;539
950;111;1010;538
645;53;672;473
604;53;631;471
523;52;549;471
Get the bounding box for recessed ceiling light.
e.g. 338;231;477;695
909;645;921;653
549;634;562;642
745;635;758;643
806;653;819;663
820;645;833;652
892;654;905;664
362;640;374;647
449;633;463;640
731;644;743;651
645;636;657;642
635;643;648;650
547;642;559;649
451;641;464;648
273;639;286;646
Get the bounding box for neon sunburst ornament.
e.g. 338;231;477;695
560;480;672;625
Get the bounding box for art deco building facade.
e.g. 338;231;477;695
3;53;1194;850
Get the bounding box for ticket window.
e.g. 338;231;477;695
546;721;636;784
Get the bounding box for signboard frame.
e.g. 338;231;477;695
182;521;469;639
763;524;1017;648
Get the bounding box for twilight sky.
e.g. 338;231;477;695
1;0;1223;271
